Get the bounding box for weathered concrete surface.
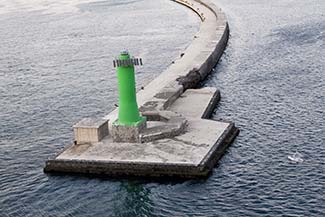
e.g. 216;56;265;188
44;88;239;178
140;111;188;143
111;120;147;143
170;87;220;119
73;118;108;144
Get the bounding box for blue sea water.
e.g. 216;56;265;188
0;0;324;216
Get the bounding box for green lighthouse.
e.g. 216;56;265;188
112;51;146;142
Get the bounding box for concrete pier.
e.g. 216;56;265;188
45;88;238;178
44;0;239;178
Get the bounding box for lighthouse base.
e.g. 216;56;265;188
44;88;239;178
111;117;146;143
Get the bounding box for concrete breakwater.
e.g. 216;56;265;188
105;0;230;128
112;0;229;117
44;0;239;178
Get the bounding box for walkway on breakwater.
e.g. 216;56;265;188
105;0;230;123
44;0;239;178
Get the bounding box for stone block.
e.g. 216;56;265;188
73;118;109;144
112;120;146;143
140;117;187;143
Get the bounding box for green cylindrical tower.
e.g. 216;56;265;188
113;51;145;126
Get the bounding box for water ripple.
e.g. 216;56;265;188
1;0;325;216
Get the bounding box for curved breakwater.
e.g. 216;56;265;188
105;0;230;123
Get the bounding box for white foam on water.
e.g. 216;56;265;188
288;151;304;163
0;0;95;15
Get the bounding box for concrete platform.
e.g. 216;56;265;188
44;88;239;178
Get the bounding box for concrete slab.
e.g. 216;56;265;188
55;120;227;165
44;88;238;178
169;87;220;119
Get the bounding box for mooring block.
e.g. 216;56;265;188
73;118;109;144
